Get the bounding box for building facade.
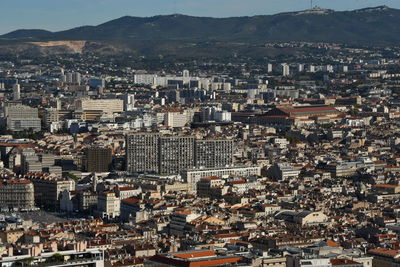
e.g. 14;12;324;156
182;166;262;193
159;136;195;174
30;177;75;209
0;180;34;208
97;191;120;219
195;139;234;168
5;104;41;132
85;147;112;173
126;134;234;175
75;99;123;114
126;133;160;174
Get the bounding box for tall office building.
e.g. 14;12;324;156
195;140;234;168
85;147;112;173
12;84;21;100
159;136;195;174
126;133;160;174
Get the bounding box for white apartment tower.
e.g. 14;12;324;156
267;63;273;73
281;63;290;77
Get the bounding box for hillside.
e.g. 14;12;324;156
1;6;400;45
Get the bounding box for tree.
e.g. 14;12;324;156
46;253;64;263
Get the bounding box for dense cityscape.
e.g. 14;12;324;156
1;4;400;267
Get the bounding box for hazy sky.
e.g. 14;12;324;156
1;0;399;34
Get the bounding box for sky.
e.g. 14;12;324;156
1;0;400;34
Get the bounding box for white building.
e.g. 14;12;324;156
182;166;261;193
169;209;200;236
97;191;120;219
75;98;124;114
325;65;334;73
164;111;193;128
281;63;290;77
267;163;300;181
267;63;273;73
214;111;231;122
134;74;158;85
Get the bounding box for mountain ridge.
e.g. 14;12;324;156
1;6;400;45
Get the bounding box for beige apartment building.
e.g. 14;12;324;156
75;98;123;114
0;180;34;208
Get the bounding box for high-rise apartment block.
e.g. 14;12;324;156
84;147;112;173
281;63;290;77
65;71;81;85
195;139;234;168
126;133;160;174
159;136;195;174
126;134;234;174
